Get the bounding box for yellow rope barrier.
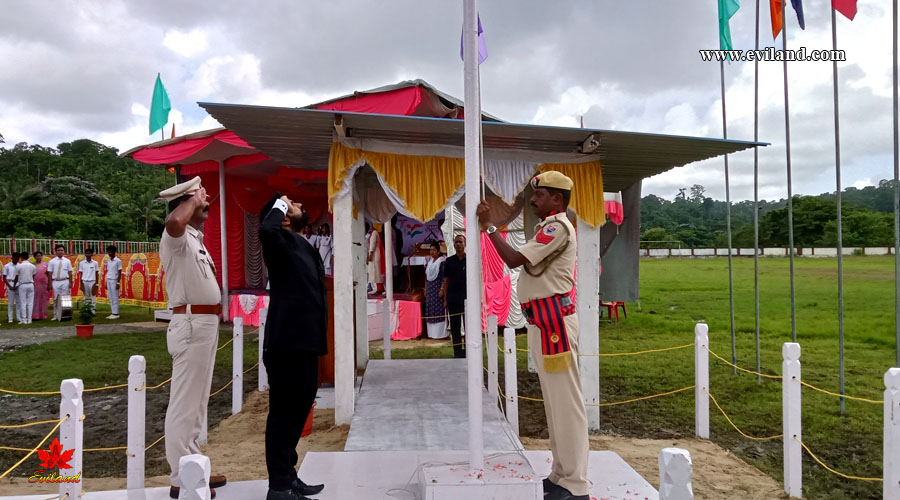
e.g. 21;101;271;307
138;378;172;391
0;446;32;452
706;390;783;441
244;362;259;374
210;379;234;398
583;343;695;357
708;348;783;380
797;379;883;404
794;436;883;482
84;445;127;452
83;383;128;392
0;419;60;429
216;337;234;352
590;385;695;407
0;415;67;480
0;388;60;395
145;434;165;451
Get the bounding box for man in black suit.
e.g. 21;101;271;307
258;193;327;500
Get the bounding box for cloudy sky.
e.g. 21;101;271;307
0;0;894;201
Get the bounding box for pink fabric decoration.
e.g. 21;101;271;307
390;300;423;340
229;293;270;327
131;130;253;164
481;233;511;327
605;199;624;225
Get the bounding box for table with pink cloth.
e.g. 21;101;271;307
229;293;270;326
390;300;422;340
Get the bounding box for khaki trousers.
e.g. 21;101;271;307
165;313;219;486
528;313;590;496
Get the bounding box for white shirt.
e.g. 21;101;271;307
160;225;222;307
48;256;73;281
106;256;122;281
15;261;36;284
302;234;319;247
78;258;99;282
3;262;17;283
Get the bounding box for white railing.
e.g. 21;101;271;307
0;238;159;256
641;246;895;258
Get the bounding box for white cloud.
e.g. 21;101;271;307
162;28;209;58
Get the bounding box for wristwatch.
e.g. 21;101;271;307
485;225;497;235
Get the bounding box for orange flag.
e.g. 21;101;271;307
770;0;783;39
170;123;176;139
832;0;857;20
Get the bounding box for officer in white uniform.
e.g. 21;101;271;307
159;176;228;499
47;245;73;321
78;248;99;313
15;251;36;324
3;252;20;323
105;245;123;319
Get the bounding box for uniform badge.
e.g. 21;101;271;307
535;224;557;245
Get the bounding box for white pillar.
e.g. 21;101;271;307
232;317;243;415
127;356;146;490
527;349;536;373
503;327;519;436
659;448;693;500
218;161;229;322
383;223;394;360
463;0;484;471
885;368;900;499
576;217;601;431
258;308;269;391
354;198;368;371
487;314;498;399
59;379;84;500
695;323;709;439
333;191;356;425
178;454;212;500
782;342;802;498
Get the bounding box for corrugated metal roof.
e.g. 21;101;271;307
198;102;765;192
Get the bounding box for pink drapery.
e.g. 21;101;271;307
605;200;624;225
481;232;511;326
229;293;270;327
390;300;423;340
131;130;253;164
180;152;271;176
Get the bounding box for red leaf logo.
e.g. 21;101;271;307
36;438;74;470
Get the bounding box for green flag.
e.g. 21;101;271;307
149;73;171;135
718;0;740;51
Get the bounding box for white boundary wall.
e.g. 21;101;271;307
641;247;893;258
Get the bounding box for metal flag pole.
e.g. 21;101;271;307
831;4;846;415
782;0;797;342
462;0;484;472
754;0;762;383
720;59;737;375
894;0;900;368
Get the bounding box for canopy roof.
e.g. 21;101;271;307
198;102;764;192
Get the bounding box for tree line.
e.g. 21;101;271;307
641;182;899;248
0;139;173;241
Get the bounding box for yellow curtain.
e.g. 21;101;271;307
328;142;466;222
538;162;606;227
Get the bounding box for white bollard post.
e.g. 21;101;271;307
503;327;519;436
259;308;269;391
232;317;243;415
527;349;536;373
782;342;802;498
383;298;392;360
127;356;146;490
658;448;693;500
59;379;84;500
178;454;212;500
884;368;900;499
487;315;498;399
694;323;709;439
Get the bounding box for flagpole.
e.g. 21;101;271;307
720;59;737;375
753;0;762;384
830;4;847;415
782;0;797;343
894;0;900;369
462;0;484;472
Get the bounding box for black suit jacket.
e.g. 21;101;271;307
259;207;328;356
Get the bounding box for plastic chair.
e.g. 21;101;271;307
600;301;627;322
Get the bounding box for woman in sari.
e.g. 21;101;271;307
32;251;50;320
424;242;447;339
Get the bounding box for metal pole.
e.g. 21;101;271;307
462;0;484;471
218;160;229;321
831;6;846;414
720;60;737;374
893;0;900;367
783;0;797;342
754;0;762;383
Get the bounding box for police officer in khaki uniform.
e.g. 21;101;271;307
477;171;590;500
159;176;228;499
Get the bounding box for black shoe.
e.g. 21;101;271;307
543;477;562;495
292;478;324;496
544;484;589;500
266;488;310;500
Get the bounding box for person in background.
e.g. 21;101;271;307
105;245;123;319
316;223;333;277
258;193;326;500
424;241;447;339
442;234;467;358
32;251;49;321
14;251;35;325
47;245;73;321
3;252;20;324
78;248;99;313
300;224;318;248
365;223;383;293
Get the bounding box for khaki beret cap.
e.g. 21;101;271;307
531;171;573;191
159;176;203;202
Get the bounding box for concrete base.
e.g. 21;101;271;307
345;359;521;451
418;455;541;500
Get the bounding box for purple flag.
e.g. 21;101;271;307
460;14;488;64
